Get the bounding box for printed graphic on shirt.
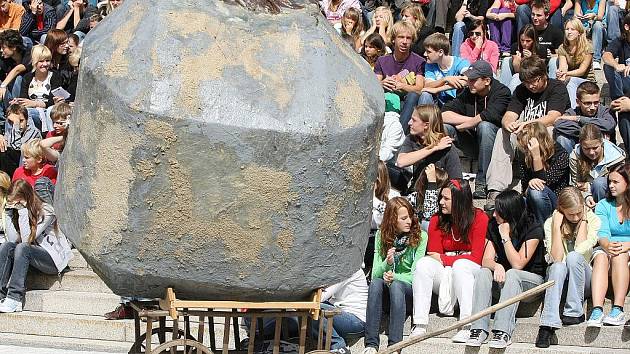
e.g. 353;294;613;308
519;98;547;121
398;69;416;85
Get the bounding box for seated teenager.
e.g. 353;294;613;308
401;2;435;59
588;163;630;327
19;0;56;45
339;8;364;52
362;197;427;354
397;104;463;193
412;179;489;343
467;190;546;349
459;19;500;72
40;101;70;164
556;18;595;108
374;21;431;134
13;138;57;185
605;14;630;156
406;164;448;231
515;122;569;223
361;33;387;70
0;104;40;177
536;187;600;347
485;55;569;211
311;269;368;354
450;0;490;57
554;81;616;153
422;33;470;107
0;29;31;119
498;24;547;91
486;0;517;56
362;6;393;47
569;124;625;208
573;0;606;70
442;60;511;199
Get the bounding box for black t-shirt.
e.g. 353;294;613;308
605;38;630;65
0;51;32;91
509;42;548;59
486;218;547;277
537;25;564;59
508;78;570;121
399;135;463;188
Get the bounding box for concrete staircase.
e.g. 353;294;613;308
1;250;628;353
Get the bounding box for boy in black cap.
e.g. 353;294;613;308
442;60;512;198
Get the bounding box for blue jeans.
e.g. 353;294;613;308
526;186;558;224
566;77;588;109
555;134;577;154
540;252;592;328
619;111;630;157
0;241;58;302
516;6;564;33
451;21;466;57
498;57;515;88
310;303;365;349
364;278;413;349
444;121;499;185
607;5;622;41
591;20;606;62
591;175;609;202
604;63;630;99
400;92;433;134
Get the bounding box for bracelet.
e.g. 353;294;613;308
0;83;7;89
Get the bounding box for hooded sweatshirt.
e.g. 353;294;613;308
569;139;626;198
555;105;617;140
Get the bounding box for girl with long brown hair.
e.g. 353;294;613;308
588;163;630;327
516;122;569;223
536;187;600;347
397;105;462;193
363;197;427;353
413;179;489;343
569;124;625;208
0;179;72;313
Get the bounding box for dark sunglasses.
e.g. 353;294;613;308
470;31;483;37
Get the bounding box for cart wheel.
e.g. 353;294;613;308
128;327;196;353
151;339;212;354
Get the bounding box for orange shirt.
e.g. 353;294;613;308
0;3;25;31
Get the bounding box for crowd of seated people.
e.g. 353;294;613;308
316;1;630;353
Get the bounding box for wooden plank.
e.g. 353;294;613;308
273;316;282;354
298;315;307;354
145;318;153;353
248;315;257;354
171;300;320;310
222;316;230;354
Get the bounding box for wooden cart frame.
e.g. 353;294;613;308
127;288;338;354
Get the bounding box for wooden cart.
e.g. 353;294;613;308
127;288;338;354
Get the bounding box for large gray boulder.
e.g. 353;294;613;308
55;0;384;301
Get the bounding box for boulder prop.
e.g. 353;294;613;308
55;0;384;301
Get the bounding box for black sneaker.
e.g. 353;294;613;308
488;330;512;349
484;191;499;212
473;183;486;199
535;326;558;348
562;314;585;326
331;347;351;354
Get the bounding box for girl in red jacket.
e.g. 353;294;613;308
411;179;489;342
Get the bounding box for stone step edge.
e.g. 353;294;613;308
0;332;131;353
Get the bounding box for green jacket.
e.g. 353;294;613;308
371;229;428;285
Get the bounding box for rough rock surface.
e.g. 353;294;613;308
55;0;384;301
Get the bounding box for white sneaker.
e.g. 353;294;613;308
593;61;602;70
452;329;471;343
0;297;22;313
410;324;427;338
362;347;378;354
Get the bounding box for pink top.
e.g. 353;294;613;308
460;38;500;72
319;0;361;22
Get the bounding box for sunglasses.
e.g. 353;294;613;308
470;31;483;37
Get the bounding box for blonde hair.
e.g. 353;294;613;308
51;102;71;121
21;138;44;161
30;45;52;72
516;122;555;169
557;187;585;241
413;105;446;148
562;18;589;64
374;160;391;202
400;2;426;31
363;6;394;44
68;47;81;68
390;20;417;43
0;171;10;199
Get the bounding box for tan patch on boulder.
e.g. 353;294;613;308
335;80;364;128
105;7;143;77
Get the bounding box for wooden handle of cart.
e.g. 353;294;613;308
379;280;555;354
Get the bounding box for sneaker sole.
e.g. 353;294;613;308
465;342;484;347
488;341;511;349
586;321;603;328
603;319;625;326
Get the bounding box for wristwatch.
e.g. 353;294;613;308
501;238;509;244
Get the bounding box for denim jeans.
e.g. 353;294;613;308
540;252;592;328
604;63;630;99
555;134;577;154
364;278;413;349
400;92;434;135
566;77;588;109
591;20;606;62
444;121;499;186
451;21;466;58
310;303;365;349
591;176;609;202
0;241;58;302
526;185;558;224
471;268;544;336
607;4;622;42
619;111;630;157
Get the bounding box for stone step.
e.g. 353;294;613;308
68;249;90;270
26;269;113;294
24;290;120;316
0;332;130;353
349;336;630;354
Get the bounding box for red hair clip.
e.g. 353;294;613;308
450;179;462;190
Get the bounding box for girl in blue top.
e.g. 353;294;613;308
589;163;630;327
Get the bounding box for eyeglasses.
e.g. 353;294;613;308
523;76;544;87
580;101;599;107
470;31;483;37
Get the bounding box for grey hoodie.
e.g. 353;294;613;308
554;106;616;139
